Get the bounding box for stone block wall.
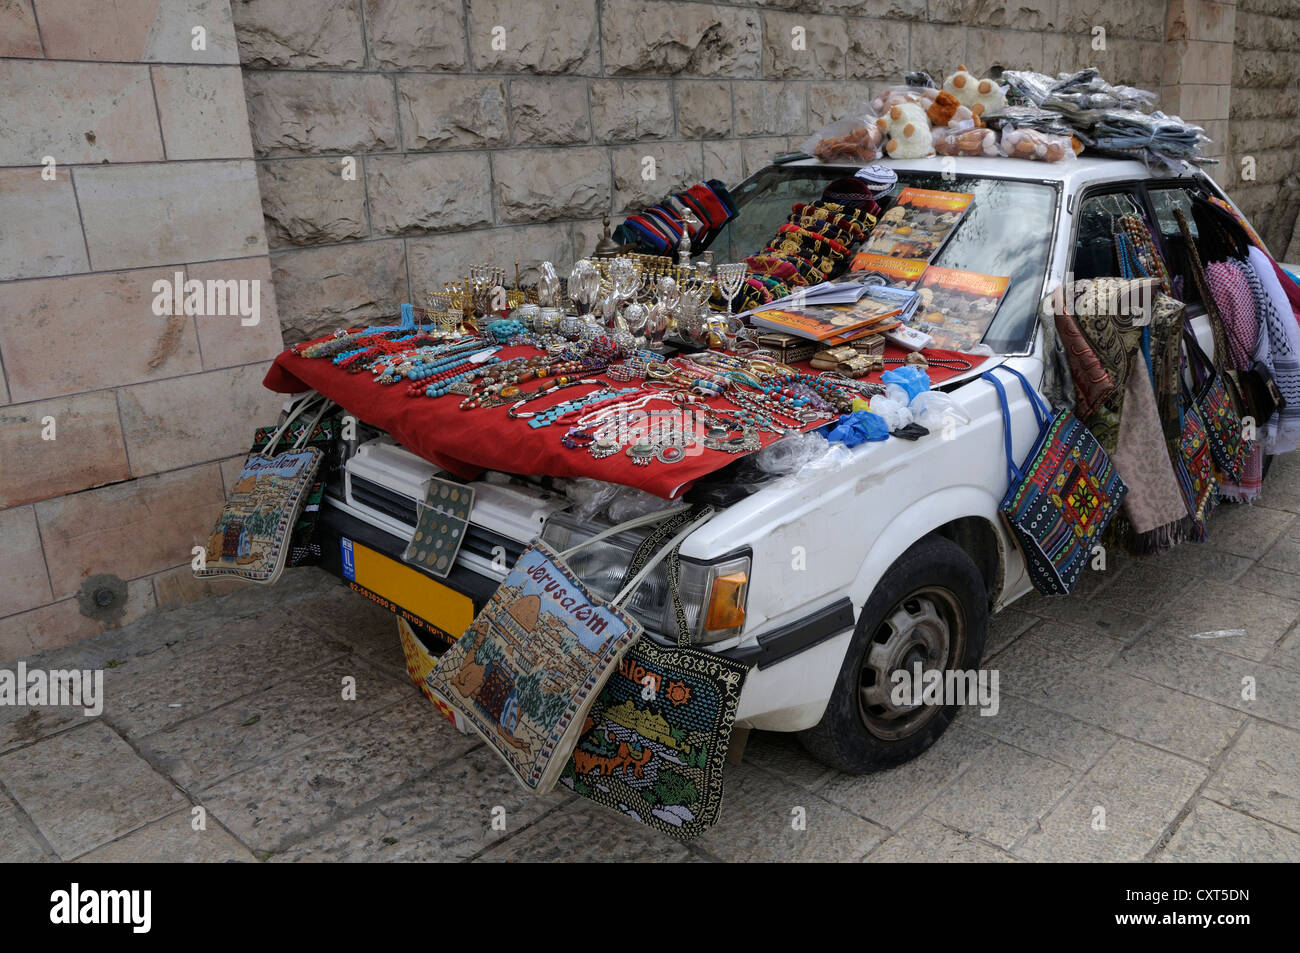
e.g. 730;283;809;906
235;0;1206;345
1226;0;1300;256
0;0;286;660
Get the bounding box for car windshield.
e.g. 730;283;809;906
708;165;1059;353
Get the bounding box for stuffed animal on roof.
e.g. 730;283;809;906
943;65;1006;119
926;89;979;128
875;103;934;159
870;86;937;116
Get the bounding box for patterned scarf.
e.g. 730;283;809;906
1246;246;1300;454
1205;259;1259;370
1074;281;1189;552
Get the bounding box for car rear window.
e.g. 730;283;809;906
711;166;1059;354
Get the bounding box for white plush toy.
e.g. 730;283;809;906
944;65;1006;119
870;86;937;117
875;103;934;159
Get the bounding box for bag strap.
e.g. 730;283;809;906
557;503;692;559
981;369;1021;486
260;393;325;458
292;399;334;451
1182;326;1215;392
991;364;1051;425
611;507;716;610
616;506;709;646
982;365;1052;487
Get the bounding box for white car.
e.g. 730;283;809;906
309;154;1267;773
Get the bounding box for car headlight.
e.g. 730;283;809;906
541;511;750;645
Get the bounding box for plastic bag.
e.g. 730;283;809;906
607;485;675;523
933;122;999;157
909;391;972;432
754;431;830;475
1000;125;1076;162
1000;70;1057;106
802;113;883;163
798;443;855;474
870;84;937;116
565;477;621;522
881;365;931;401
868;395;912;431
827;411;890;447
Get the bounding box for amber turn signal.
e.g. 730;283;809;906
704;571;748;631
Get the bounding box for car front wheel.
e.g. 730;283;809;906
798;534;989;774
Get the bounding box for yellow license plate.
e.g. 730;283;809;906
341;538;475;645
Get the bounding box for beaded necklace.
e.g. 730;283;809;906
522;386;642;429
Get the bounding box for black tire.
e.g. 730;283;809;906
798;534;988;774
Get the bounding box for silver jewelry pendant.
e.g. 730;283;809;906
590;437;621;460
656;444;686;464
626;441;656;466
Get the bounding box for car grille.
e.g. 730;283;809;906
348;475;525;567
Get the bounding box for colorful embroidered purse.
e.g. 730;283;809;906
427;505;715;793
983;366;1127;596
557;506;749;840
196;395;331;585
1174;386;1218;541
249;414;338;568
1184;328;1249;483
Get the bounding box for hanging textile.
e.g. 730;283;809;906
1204;259;1259;371
1245;246;1300;454
1073;280;1188;553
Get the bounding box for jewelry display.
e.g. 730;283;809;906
289;252;984;485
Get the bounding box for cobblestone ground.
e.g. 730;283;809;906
3;458;1300;862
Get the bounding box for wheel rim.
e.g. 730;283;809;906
857;586;966;741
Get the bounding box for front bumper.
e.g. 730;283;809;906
314;498;855;732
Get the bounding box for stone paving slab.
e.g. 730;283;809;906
1156;797;1300;862
272;745;570;863
0;721;187;859
695;762;889;862
1013;739;1208;862
922;741;1076;849
1202;720;1300;832
200;697;480;855
74;808;257;863
136;655;409;789
474;797;691;863
816;723;998;831
962;691;1116;771
108;611;347;739
865;815;1017;863
1119;630;1300;731
0;788;55;862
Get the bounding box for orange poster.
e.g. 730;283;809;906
848;252;929;288
860;187;974;262
913;266;1010;351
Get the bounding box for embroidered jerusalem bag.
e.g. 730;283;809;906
428;505;715;793
558;506;750;840
196;395;331;585
249;412;338;567
983;366;1127;596
1173;387;1218;540
1183;328;1249;483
